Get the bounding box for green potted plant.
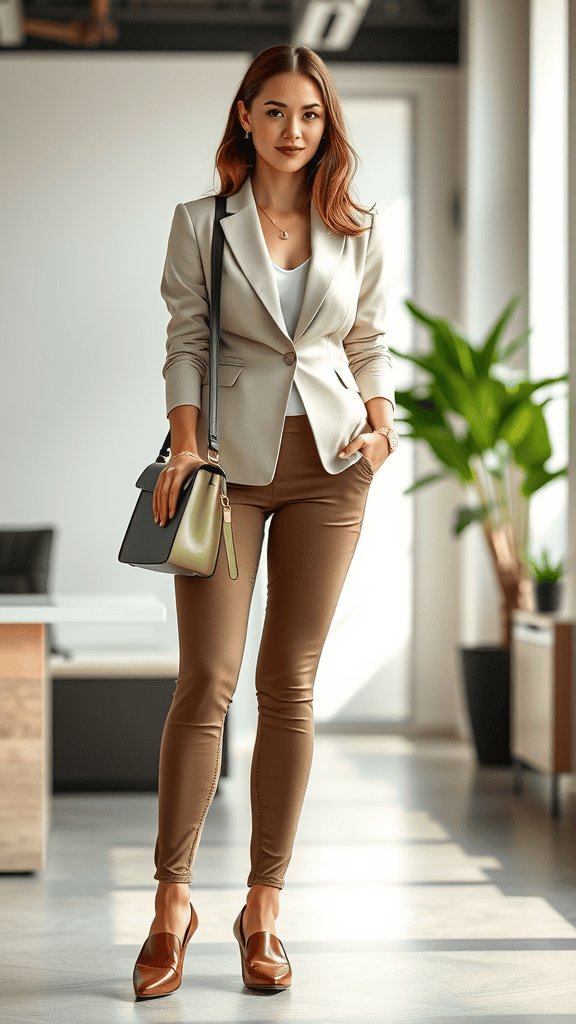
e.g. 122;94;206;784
388;293;569;765
524;548;565;613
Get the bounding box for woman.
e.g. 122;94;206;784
133;43;398;1000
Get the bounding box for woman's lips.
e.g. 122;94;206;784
277;147;305;154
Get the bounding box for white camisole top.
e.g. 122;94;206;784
272;258;310;416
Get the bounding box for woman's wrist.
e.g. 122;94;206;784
169;450;199;460
371;427;393;455
365;396;394;431
168;405;200;461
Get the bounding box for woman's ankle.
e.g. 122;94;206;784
246;883;280;911
155;880;190;908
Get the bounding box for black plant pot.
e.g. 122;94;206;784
535;580;563;613
459;645;511;766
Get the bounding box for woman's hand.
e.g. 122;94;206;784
152;453;205;527
338;430;392;473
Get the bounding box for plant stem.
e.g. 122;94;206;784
470;455;498;532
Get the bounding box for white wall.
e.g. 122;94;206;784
569;4;576;619
0;52;249;655
460;0;531;647
530;0;576;787
529;1;569;581
569;0;576;773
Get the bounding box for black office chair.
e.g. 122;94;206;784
0;528;72;658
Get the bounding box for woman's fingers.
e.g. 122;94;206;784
337;432;392;472
153;474;164;522
158;469;183;526
153;456;203;526
166;474;181;523
338;431;368;459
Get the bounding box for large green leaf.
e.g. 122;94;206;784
499;374;569;415
429;373;493;450
402;301;478;381
473;378;503;447
403;471;454;496
404;298;437;330
387;347;445;378
497;326;532;365
393;389;447;427
393;293;568;513
406;423;475;482
475;294;521;375
453;502;499;536
500;402;552;466
520;465;568;498
433;319;476;380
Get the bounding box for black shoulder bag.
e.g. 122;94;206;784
118;196;238;580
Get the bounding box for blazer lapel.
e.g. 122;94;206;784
221;178;290;340
220;176;346;345
293;201;345;343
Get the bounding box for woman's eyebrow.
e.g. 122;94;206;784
263;101;323;109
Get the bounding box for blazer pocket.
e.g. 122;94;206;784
202;363;244;387
333;364;360;393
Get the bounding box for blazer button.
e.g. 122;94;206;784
284;352;295;364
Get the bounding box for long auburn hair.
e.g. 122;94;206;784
214;44;370;237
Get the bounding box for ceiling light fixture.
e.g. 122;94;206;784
293;0;372;51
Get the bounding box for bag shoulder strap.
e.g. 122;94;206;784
157;195;228;463
207;196;228;460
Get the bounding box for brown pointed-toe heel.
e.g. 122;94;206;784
133;902;198;999
233;904;292;992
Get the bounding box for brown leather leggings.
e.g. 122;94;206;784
153;413;374;889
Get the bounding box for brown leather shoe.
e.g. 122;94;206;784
233;905;292;991
133;902;198;999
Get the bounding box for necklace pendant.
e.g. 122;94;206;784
280;230;289;240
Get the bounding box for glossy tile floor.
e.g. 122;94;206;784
2;734;576;1023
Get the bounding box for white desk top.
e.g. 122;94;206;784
0;594;167;623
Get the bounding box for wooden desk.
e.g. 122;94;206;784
511;609;574;817
0;594;166;872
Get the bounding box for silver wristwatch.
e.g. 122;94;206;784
372;424;399;454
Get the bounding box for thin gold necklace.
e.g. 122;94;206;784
255;200;304;240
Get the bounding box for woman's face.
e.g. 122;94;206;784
238;71;326;177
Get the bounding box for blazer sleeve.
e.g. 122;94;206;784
160;202;209;416
343;209;395;414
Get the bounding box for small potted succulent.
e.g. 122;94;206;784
524;548;565;613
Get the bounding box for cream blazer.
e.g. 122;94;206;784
160;176;395;486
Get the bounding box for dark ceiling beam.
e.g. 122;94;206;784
20;4;457;28
20;0;458;26
7;17;458;60
22;4;288;22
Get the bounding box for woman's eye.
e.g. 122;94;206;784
265;109;321;120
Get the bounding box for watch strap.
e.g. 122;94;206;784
372;424;398;453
